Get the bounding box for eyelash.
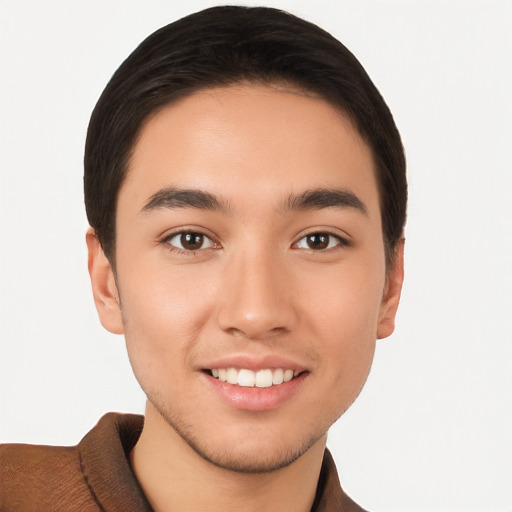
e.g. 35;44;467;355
162;230;350;255
293;232;349;252
163;230;218;255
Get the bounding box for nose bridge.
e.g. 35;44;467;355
217;245;296;339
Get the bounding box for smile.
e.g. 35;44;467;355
210;368;300;388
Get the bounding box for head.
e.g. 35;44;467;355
84;5;406;268
85;6;406;473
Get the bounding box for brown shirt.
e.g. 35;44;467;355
0;413;367;511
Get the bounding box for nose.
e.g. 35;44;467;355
217;250;298;340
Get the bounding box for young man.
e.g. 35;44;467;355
0;6;406;511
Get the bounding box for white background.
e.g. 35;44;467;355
1;1;511;511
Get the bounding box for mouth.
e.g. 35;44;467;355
207;368;303;388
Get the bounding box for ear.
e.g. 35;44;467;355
86;228;124;335
377;239;405;339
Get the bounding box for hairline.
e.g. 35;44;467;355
104;79;396;272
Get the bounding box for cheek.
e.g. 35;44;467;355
117;262;219;371
307;256;385;327
121;257;217;322
303;259;385;375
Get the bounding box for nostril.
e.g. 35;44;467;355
225;325;288;340
216;285;298;339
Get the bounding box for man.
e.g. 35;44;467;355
0;6;406;511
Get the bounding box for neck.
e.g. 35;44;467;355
130;401;326;512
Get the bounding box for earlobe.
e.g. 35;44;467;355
377;239;405;340
86;228;124;335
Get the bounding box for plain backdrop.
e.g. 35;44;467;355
1;1;511;511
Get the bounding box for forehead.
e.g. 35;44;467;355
121;84;379;218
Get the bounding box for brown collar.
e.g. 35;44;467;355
79;412;367;512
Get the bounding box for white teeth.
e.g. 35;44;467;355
255;369;273;388
210;368;301;387
272;368;284;385
226;368;238;385
283;369;294;382
238;369;255;387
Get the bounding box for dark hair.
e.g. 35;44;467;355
84;5;406;266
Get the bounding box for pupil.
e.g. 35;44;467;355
181;233;203;250
307;234;328;250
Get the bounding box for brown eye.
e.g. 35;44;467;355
296;232;342;251
181;233;204;250
306;234;328;250
167;232;214;252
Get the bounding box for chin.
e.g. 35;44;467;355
182;432;318;474
153;399;324;474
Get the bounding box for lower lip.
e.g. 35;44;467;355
202;372;308;412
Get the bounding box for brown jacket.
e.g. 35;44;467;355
0;413;367;511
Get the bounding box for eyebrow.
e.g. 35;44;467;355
141;186;367;216
286;188;367;215
141;187;229;213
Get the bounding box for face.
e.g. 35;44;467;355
88;84;403;472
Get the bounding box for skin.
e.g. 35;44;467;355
87;84;404;512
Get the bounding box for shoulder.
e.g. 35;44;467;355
0;441;99;511
0;413;146;512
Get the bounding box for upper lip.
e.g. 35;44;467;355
199;354;309;373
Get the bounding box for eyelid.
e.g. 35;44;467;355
161;227;221;254
169;232;214;250
292;229;352;251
